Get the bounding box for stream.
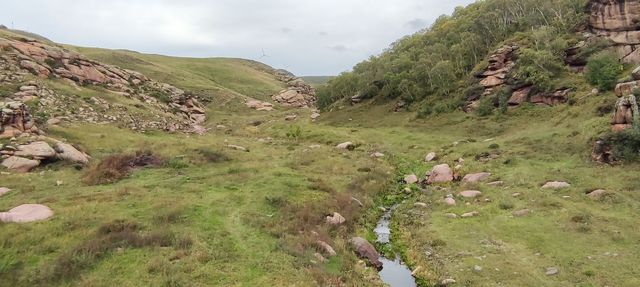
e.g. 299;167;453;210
374;206;417;287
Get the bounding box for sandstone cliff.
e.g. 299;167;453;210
588;0;640;62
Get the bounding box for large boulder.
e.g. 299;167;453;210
1;156;40;173
427;164;454;184
0;204;53;223
350;237;382;270
14;141;56;159
53;141;90;164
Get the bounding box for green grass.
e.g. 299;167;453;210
69;46;285;103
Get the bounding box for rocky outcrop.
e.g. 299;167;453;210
588;0;640;63
1;138;90;172
468;45;570;111
0;101;36;138
592;139;614;163
271;70;316;108
0;35;206;133
610;94;638;131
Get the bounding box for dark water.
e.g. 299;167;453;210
375;208;417;287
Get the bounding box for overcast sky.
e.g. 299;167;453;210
1;0;474;76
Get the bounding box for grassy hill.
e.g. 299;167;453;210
2;0;640;286
71;46;286;103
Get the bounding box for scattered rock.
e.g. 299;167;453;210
284;114;297;121
414;202;428;208
326;212;346;225
350;237;383;270
512;192;522;197
427;164;454;184
370;152;384;158
0;204;53;223
542;181;571;189
227;145;249;152
441;278;457;285
0;187;10;197
462;172;492;183
411;266;422;276
487;181;504;187
444;197;457;206
588;189;607;199
459;190;482;198
512;209;531;217
336;142;355;150
246;100;274;111
1;156;40;173
316;240;337;257
545;267;559;276
313;252;327;263
473;265;483;272
310;112;320;120
404;174;418;184
425;152;437;162
444;213;458;219
461;211;479;218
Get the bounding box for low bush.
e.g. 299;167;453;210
585;51;623;91
83;150;164;185
602;127;640;161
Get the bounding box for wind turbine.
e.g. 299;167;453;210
260;48;270;59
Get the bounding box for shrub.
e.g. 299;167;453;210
602;127;640;161
513;48;564;91
475;96;495;117
196;148;230;163
286;125;303;140
83;150;164;185
585;52;623;91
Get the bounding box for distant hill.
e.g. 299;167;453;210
301;76;335;87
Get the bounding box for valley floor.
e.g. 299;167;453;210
1;93;640;286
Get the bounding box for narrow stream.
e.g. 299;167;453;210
374;207;417;287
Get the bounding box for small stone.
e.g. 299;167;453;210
542;181;570;189
444;213;458;219
411;266;422;276
404;174;418;184
313;252;327;263
326;212;346;225
227;144;249;152
0;187;10;197
444;197;456;206
370;152;384;158
316;241;336;257
588;189;607;199
441;278;456;285
336;142;355;150
285;114;297;121
462;172;492;183
414;202;428;208
487;181;504;187
459;190;482;198
425;152;437;162
512;209;530;217
512;192;521;197
461;211;479;218
473;265;483;272
55;180;63;186
545;267;559;276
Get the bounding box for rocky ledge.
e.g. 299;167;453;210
271;69;316;108
467;44;570;111
0;35;206;133
588;0;640;63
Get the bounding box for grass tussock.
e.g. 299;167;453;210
82;150;164;185
42;220;191;283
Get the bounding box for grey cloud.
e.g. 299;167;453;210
0;0;475;76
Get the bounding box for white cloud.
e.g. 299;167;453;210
0;0;475;75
